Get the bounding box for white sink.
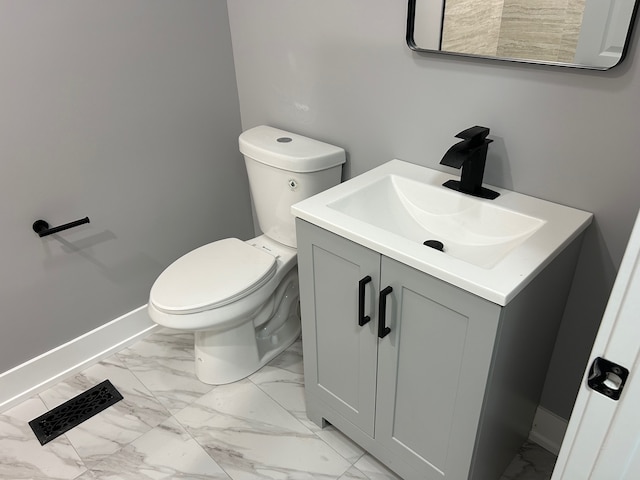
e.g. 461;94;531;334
327;174;545;269
292;159;592;305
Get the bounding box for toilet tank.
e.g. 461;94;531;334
239;126;345;248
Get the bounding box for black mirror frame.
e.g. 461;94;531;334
406;0;640;71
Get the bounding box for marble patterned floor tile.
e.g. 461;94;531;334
73;471;97;480
0;328;561;480
38;356;171;468
116;327;215;414
249;359;307;419
264;337;304;373
250;351;365;464
500;441;556;480
88;417;230;479
351;454;402;480
338;466;369;480
174;379;351;479
0;396;87;480
249;340;312;430
313;425;366;466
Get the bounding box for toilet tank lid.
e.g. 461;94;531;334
239;125;346;173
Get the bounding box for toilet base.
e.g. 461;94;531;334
193;287;301;385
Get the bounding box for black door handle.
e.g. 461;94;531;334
358;276;372;326
378;286;393;338
587;357;629;401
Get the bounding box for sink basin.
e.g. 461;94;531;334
292;159;592;305
327;174;545;269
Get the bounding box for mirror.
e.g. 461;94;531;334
407;0;639;70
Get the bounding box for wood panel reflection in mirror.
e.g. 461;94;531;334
407;0;639;70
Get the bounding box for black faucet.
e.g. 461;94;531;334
440;126;499;200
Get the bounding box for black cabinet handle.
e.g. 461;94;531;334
358;276;372;326
378;286;393;338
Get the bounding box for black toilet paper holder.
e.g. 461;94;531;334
32;217;90;237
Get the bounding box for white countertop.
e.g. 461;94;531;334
292;159;593;305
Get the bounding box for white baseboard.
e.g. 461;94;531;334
529;406;569;455
0;305;157;413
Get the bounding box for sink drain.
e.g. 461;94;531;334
423;240;444;252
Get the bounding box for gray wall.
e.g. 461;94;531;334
227;0;640;419
0;1;254;373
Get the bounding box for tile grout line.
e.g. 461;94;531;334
246;372;364;478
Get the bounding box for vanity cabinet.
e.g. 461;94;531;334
296;218;581;480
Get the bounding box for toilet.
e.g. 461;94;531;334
148;125;345;384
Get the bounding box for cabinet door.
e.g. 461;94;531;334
375;257;501;480
297;220;380;436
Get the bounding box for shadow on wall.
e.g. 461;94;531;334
483;135;514;191
540;218;617;418
40;231;164;286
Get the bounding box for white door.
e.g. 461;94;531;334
552;208;640;479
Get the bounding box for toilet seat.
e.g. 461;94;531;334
150;238;277;315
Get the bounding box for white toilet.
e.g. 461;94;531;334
148;125;345;384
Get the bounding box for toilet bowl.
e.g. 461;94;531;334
149;235;299;384
147;125;345;384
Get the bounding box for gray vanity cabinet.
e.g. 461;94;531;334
296;219;380;438
373;256;501;479
297;217;582;480
297;219;507;479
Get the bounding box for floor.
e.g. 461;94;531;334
0;327;557;479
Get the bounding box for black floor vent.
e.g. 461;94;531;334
29;379;123;445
